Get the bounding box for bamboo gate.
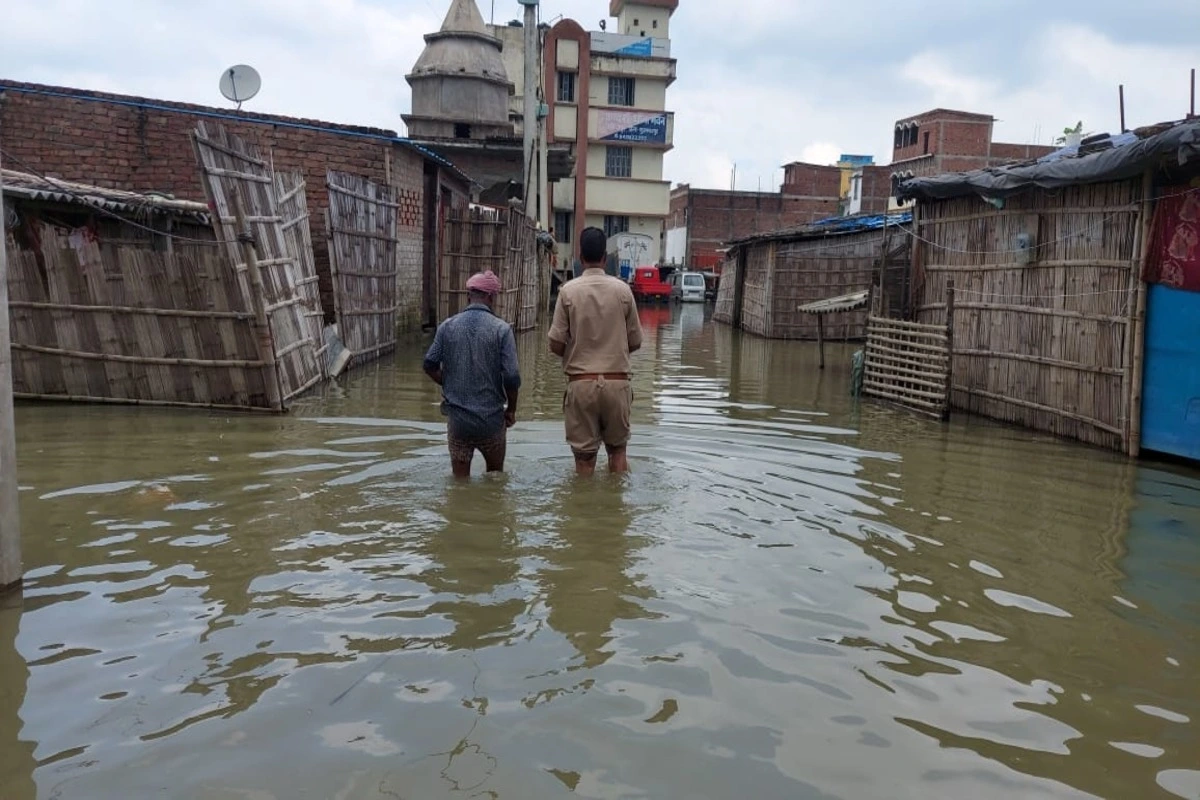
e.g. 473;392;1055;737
326;170;401;366
861;283;956;419
192;121;325;406
910;179;1145;451
439;204;540;330
5;226;276;410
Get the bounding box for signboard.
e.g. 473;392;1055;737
598;109;667;144
614;39;653;57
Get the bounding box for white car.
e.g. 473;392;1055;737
669;271;707;303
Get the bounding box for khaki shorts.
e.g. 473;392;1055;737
563;377;633;456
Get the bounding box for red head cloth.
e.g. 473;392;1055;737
466;270;503;296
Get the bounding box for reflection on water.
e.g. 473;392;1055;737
2;307;1199;799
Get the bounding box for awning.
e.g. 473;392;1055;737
797;289;870;314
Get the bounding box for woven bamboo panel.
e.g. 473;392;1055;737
912;178;1142;451
326;170;400;366
713;255;737;324
440;204;537;329
192;121;325;404
863;315;952;418
5;224;273;410
275;171;326;361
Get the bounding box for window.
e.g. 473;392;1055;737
556;71;576;103
554;211;573;243
652;19;658;28
923;131;930;154
605;145;633;178
604;215;629;236
608;77;635;106
454;123;471;139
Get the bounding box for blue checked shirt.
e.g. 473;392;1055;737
423;304;521;439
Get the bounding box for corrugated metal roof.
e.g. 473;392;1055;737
797;289;870;314
1;169;211;221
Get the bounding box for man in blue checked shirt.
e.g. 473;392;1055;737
423;270;521;477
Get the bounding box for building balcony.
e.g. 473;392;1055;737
590;52;676;86
585;176;670;218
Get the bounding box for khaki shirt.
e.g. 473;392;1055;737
548;268;643;375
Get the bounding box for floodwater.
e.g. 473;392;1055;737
2;304;1199;800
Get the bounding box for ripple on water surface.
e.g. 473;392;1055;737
3;315;1200;800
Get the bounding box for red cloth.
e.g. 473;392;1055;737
1145;187;1200;292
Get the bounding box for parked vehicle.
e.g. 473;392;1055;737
669;270;707;303
630;266;672;303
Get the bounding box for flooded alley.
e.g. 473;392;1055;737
2;304;1198;800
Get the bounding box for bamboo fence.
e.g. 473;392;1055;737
722;226;908;339
912;177;1144;451
326;169;401;366
862;283;955;419
5;222;275;410
191;122;325;404
439;204;539;330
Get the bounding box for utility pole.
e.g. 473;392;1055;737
519;0;539;221
0;146;21;592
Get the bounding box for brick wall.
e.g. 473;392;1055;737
668;185;840;268
0;80;469;330
780;162;843;199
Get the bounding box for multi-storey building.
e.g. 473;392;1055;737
887;109;1057;198
543;0;677;269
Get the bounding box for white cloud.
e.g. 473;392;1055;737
2;0;1199;191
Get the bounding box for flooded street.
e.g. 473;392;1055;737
2;304;1199;800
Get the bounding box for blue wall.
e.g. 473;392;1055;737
1142;283;1200;461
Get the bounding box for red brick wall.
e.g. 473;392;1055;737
0;80;468;329
668;186;839;267
989;141;1057;163
780;162;843;198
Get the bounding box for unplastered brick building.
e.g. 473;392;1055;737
889;108;1057;188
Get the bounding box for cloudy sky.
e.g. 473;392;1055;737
4;0;1200;191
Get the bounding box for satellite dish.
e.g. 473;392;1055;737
219;65;261;109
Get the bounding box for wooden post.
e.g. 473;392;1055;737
0;163;21;591
942;279;955;421
817;314;825;369
1127;171;1155;457
231;190;284;412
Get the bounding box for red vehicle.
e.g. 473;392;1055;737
630;266;671;303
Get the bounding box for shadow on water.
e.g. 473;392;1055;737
2;307;1199;799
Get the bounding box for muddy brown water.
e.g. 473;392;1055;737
1;304;1198;799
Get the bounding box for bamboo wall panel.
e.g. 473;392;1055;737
725;228;903;339
326;170;400;366
863;315;952;418
767;231;885;340
274;171;326;361
439;205;539;330
713;256;737;324
192;121;325;404
913;179;1142;451
5;225;273;410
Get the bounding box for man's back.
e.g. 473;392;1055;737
550;268;642;376
425;305;519;437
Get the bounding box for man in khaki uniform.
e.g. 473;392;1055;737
548;227;644;475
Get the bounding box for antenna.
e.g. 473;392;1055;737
219;65;262;110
